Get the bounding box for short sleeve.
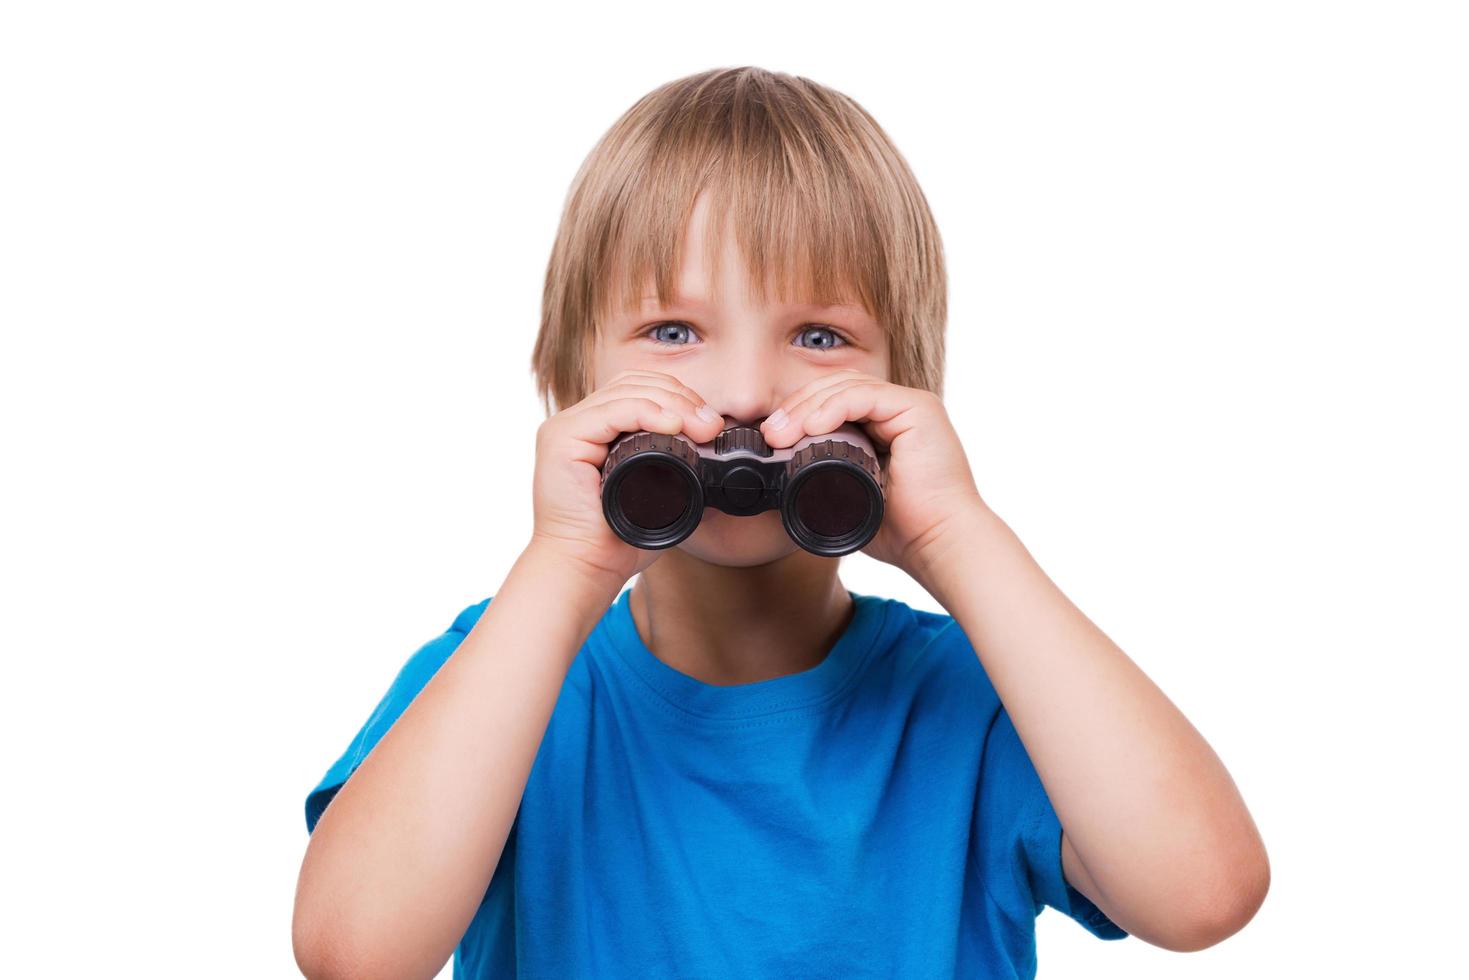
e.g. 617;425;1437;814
979;706;1129;941
304;596;493;834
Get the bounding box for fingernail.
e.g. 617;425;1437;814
766;409;788;430
697;404;719;423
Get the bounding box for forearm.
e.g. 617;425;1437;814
293;542;625;980
911;502;1269;949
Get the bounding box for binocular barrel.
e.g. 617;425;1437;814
600;419;884;557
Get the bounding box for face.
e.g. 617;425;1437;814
591;189;891;566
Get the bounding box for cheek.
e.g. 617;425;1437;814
867;341;892;382
589;343;637;391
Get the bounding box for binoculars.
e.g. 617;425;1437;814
600;417;885;557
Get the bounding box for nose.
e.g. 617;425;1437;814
718;412;770;431
697;350;781;431
707;400;774;433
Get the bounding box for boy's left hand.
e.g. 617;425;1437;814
759;369;988;578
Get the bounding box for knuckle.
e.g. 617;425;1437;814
535;417;564;449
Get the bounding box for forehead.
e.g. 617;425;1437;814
633;191;867;314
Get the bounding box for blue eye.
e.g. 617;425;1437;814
796;325;849;351
647;322;697;346
643;322;852;350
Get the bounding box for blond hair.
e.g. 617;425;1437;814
530;66;947;416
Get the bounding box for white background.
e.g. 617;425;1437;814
3;2;1464;976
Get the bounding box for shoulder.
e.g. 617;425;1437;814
372;595;496;702
863;594;1002;715
873;595;989;675
304;593;497;833
449;595;494;634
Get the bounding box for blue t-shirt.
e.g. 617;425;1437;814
305;588;1128;978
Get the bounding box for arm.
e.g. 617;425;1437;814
292;541;625;980
913;502;1270;952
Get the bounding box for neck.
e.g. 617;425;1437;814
628;548;854;687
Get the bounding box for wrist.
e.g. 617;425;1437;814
521;535;630;602
908;499;1008;600
486;539;628;660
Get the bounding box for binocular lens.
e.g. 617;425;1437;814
616;460;692;531
600;424;882;556
792;466;871;538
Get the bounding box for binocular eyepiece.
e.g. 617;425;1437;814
600;417;885;557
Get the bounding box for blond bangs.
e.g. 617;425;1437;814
532;67;947;415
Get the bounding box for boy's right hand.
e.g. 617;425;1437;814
529;370;726;588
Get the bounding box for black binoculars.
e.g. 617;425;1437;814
600;417;885;557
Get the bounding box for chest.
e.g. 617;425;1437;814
518;680;986;905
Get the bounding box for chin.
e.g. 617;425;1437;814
674;511;799;567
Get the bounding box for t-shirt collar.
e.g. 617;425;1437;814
595;586;889;723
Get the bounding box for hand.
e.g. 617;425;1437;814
758;369;989;579
529;370;727;588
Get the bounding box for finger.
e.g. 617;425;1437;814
761;376;872;444
765;381;921;454
555;396;691;467
764;368;871;422
572;381;694;415
569;382;724;435
597;370;716;416
773;377;870;427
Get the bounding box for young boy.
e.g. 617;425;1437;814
293;67;1269;979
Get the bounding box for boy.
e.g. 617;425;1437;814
293;66;1269;979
